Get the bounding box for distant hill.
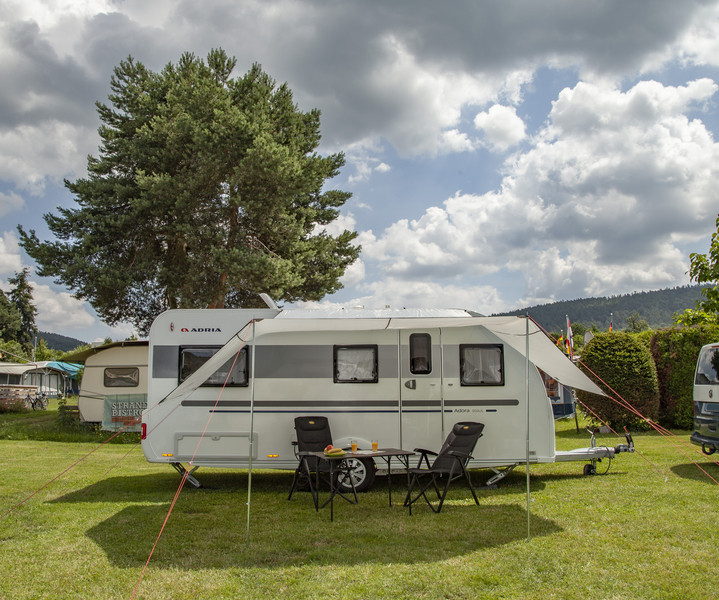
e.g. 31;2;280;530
495;285;710;332
39;331;87;353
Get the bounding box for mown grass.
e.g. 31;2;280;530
1;416;718;599
0;397;140;444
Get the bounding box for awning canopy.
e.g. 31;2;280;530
160;314;604;405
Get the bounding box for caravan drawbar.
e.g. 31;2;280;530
141;307;632;489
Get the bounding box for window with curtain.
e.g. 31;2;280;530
409;333;432;374
104;367;140;387
460;344;504;386
334;345;378;383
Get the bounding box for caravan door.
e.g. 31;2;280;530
399;329;444;452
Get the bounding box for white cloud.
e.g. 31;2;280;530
30;281;95;330
474;104;527;152
357;79;719;304
0;191;25;218
0;231;22;275
0;121;94;194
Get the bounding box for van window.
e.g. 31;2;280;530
696;346;719;385
179;346;249;387
104;367;139;388
460;344;504;386
409;333;432;374
334;345;378;383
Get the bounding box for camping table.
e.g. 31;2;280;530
298;448;415;521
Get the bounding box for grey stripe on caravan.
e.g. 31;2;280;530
153;344;400;379
180;399;398;407
445;399;519;406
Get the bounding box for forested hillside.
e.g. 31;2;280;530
496;285;709;332
39;331;87;352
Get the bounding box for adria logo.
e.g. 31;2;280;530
179;327;222;333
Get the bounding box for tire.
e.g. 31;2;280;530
583;463;596;476
337;457;376;493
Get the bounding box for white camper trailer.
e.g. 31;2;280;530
72;341;149;426
141;307;632;489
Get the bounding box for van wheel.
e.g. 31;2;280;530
702;444;717;456
337;457;376;493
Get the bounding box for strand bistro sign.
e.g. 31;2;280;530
103;394;146;432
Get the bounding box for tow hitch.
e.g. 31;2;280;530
555;427;634;475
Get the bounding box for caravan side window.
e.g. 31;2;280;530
460;344;504;386
104;367;139;388
409;333;432;374
179;346;249;387
334;345;378;383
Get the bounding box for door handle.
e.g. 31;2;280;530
404;379;416;390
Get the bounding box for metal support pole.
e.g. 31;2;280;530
525;315;531;540
246;320;256;547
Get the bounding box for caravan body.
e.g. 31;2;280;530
142;308;608;482
77;341;149;423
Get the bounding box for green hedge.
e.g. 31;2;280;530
650;324;719;429
577;332;659;429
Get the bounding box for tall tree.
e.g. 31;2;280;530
7;268;38;350
19;49;359;334
0;288;22;343
675;213;719;325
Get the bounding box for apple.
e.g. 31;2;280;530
324;444;333;451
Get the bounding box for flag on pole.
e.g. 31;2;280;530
556;331;564;350
566;315;574;359
609;313;613;332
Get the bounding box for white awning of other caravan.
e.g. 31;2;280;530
160;314;605;405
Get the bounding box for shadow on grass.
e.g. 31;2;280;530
670;461;719;484
51;471;562;569
83;500;561;569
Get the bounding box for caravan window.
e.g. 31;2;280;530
696;346;719;385
409;333;432;374
104;367;139;388
179;346;249;387
460;344;504;386
334;345;378;383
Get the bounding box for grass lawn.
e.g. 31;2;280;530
1;411;718;600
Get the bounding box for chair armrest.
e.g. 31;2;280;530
413;448;438;456
447;450;473;461
413;448;437;469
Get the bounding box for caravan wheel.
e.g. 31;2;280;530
337;457;376;493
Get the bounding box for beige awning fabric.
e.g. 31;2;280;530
159;314;605;405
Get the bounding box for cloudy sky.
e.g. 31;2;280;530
1;0;719;342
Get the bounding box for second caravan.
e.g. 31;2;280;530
141;307;632;489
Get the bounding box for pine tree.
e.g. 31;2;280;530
19;49;359;334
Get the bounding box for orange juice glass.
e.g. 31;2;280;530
351;440;358;452
371;440;378;452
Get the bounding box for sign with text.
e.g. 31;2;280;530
102;394;146;432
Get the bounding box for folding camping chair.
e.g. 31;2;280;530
405;421;485;514
287;416;358;509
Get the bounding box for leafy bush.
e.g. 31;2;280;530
577;332;659;429
0;398;27;413
650;324;719;429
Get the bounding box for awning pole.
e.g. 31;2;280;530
246;320;256;547
525;315;531;540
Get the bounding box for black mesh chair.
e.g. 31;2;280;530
405;421;485;514
288;416;357;509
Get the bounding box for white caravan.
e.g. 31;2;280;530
73;341;148;424
141;307;632;489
